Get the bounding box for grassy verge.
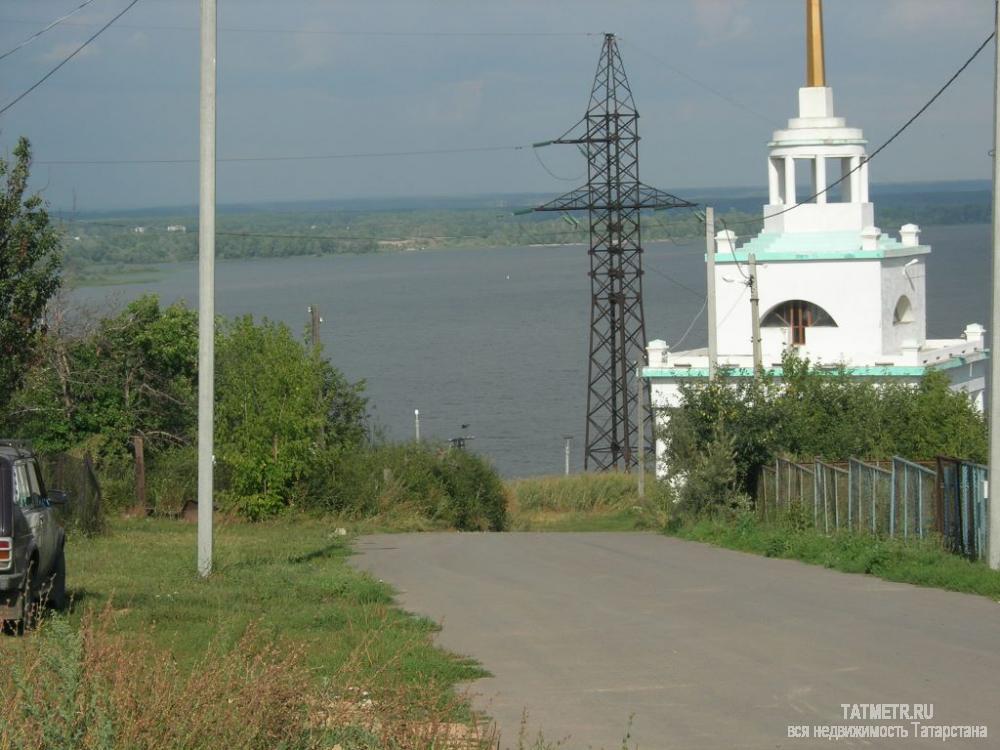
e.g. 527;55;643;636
2;517;500;749
669;514;1000;600
506;473;668;531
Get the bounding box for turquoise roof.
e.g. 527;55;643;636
715;231;930;264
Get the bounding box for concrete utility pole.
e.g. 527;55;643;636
197;0;216;578
414;409;421;442
563;436;572;476
635;362;646;500
308;305;321;350
705;207;718;379
989;0;1000;571
748;253;763;374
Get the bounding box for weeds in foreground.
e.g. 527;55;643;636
1;608;311;750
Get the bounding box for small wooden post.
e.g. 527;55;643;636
133;435;147;515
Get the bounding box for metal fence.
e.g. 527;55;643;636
758;455;988;561
936;457;987;560
38;452;104;536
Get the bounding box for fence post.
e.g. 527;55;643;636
890;459;896;538
133;435;147;517
848;460;854;531
903;463;909;540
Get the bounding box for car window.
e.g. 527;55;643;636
13;463;33;508
26;461;42;500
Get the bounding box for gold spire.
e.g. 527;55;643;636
806;0;826;87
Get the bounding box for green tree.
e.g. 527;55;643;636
3;296;198;457
0;137;62;410
215;316;366;518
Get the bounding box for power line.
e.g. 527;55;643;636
0;17;597;38
670;299;708;350
37;144;529;166
0;0;143;118
621;37;781;128
0;0;98;62
720;30;996;230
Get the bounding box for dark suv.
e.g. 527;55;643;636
0;442;67;625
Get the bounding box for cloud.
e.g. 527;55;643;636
691;0;751;45
880;0;985;33
37;41;99;64
420;79;486;125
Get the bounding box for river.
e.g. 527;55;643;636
70;223;992;477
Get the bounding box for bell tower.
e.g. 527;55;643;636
764;0;873;236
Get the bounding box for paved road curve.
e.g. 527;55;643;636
352;533;1000;749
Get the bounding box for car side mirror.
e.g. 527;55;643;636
48;489;68;506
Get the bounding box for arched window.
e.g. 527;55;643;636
762;300;837;345
893;295;914;324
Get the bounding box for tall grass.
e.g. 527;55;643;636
1;610;311;750
506;473;671;531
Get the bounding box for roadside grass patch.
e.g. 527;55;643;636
507;473;670;532
670;514;1000;600
0;516;512;748
62;517;486;686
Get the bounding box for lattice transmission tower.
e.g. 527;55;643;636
531;33;693;471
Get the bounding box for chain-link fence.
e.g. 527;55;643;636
757;455;987;561
38;452;104;536
936;457;987;560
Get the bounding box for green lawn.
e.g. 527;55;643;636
65;516;484;690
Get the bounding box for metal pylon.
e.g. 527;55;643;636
532;33;693;471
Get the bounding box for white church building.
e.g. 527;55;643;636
644;0;989;474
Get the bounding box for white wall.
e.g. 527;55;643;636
715;258;885;362
880;256;927;354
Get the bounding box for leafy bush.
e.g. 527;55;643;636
305;442;508;531
658;351;987;514
214;315;366;519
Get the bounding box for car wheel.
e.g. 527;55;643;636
45;545;67;611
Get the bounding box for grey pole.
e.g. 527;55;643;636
705;207;718;379
563;436;572;476
414;409;421;442
309;305;321;350
197;0;216;578
636;362;646;499
989;0;1000;570
748;253;763;374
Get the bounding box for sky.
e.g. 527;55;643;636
0;0;996;211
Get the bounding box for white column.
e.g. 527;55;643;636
768;158;781;204
841;157;854;202
784;156;797;205
814;156;827;204
849;156;861;204
859;158;870;203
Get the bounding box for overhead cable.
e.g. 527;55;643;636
0;0;143;118
0;0;98;62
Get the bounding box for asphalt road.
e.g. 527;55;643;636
352;532;1000;749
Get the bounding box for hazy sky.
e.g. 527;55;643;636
0;0;995;211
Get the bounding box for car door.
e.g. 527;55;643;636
13;461;47;577
26;460;57;574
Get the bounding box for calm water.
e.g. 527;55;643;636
71;223;992;477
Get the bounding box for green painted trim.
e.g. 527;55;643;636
643;353;990;380
642;365;927;378
715;246;930;264
768;139;867;147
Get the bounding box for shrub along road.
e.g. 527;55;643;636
353;532;1000;749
